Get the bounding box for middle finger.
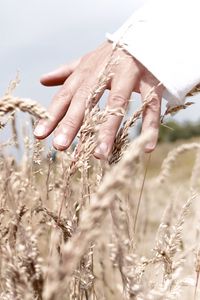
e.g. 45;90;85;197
94;62;140;159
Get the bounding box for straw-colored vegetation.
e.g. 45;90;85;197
1;68;200;300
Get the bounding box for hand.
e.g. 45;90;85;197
34;41;164;158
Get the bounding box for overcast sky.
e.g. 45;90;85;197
1;0;200;131
1;0;144;96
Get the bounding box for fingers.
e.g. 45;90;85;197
52;79;106;150
94;63;140;160
35;44;111;146
40;59;81;86
34;71;84;139
140;74;164;153
35;42;160;157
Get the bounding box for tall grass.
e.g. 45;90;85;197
0;73;200;300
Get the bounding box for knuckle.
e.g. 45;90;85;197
55;92;67;102
143;114;159;129
149;119;159;128
55;81;75;102
100;126;116;140
61;116;77;131
109;92;127;108
148;96;160;112
104;127;115;136
55;90;71;103
76;84;92;99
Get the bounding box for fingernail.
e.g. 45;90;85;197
34;124;47;137
94;143;108;157
53;134;68;147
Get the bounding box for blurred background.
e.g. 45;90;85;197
1;0;200;146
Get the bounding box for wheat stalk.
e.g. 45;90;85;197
158;143;200;184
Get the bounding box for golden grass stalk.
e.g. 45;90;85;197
158;143;200;184
43;130;153;299
0;75;49;120
0;95;50;119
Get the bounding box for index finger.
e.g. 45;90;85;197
34;70;84;139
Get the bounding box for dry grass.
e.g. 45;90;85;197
1;71;200;300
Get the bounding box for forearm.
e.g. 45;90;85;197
107;0;200;107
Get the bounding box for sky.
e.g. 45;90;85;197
1;0;200;142
1;0;144;97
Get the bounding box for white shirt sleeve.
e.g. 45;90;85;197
106;0;200;107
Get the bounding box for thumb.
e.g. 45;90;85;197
40;58;81;86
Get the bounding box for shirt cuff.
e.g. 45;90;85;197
106;0;200;107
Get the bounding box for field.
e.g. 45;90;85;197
0;79;200;300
